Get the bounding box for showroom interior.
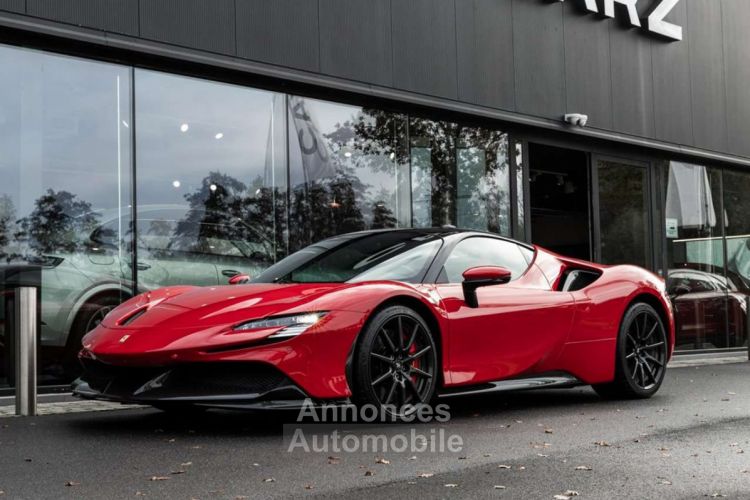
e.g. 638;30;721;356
1;0;749;390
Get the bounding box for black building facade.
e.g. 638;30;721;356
0;0;749;386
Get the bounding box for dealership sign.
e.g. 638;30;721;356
558;0;683;41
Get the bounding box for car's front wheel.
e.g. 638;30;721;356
352;305;438;419
593;302;668;399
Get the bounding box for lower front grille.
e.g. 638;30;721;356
79;360;296;400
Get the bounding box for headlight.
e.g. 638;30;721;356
234;312;328;339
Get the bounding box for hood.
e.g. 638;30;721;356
84;282;347;360
102;283;345;330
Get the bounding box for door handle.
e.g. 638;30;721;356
130;262;151;271
222;269;241;277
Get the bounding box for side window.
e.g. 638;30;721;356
442;237;532;284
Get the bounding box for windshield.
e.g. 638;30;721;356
252;231;443;284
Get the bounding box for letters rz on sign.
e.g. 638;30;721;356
558;0;683;42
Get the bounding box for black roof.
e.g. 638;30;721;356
322;227;535;251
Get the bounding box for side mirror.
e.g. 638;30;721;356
462;266;512;308
228;274;250;285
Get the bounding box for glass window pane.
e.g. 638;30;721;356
288;97;408;252
722;169;750;349
409;118;511;235
441;237;530;283
514;139;526;240
0;45;132;385
663;161;732;350
597;159;650;267
135;70;287;288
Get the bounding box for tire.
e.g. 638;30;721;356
63;295;121;378
593;302;668;400
352;305;439;420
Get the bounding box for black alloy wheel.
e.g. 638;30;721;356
594;302;668;399
353;306;438;419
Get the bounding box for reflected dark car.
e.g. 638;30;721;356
667;268;748;349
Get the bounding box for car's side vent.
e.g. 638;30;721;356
559;269;602;292
120;308;147;326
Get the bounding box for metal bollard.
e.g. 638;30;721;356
15;287;37;416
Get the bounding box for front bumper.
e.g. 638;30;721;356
72;359;315;410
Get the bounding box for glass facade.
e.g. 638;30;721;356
661;161;749;351
0;44;517;387
1;42;749;389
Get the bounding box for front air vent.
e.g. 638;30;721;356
120;307;147;326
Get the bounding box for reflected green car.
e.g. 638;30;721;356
34;205;275;375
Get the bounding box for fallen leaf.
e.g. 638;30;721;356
575;466;592;471
364;471;374;477
594;441;610;447
181;462;192;467
553;495;571;500
418;473;434;478
375;458;390;465
444;483;458;488
65;481;80;487
408;456;417;460
564;491;580;497
170;470;186;475
263;478;276;483
498;465;511;469
304;485;314;490
458;456;467;460
494;485;506;490
658;479;672;485
545;429;554;434
149;477;170;482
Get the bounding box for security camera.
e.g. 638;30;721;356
564;113;589;127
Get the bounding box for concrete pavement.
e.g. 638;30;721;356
0;363;749;499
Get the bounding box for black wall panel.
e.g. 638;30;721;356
722;0;750;158
512;0;565;120
140;0;235;55
687;0;728;153
455;0;514;111
651;0;692;145
3;0;750;162
392;0;458;100
235;0;319;72
609;24;654;138
563;6;612;130
319;0;391;87
27;0;138;35
0;0;24;14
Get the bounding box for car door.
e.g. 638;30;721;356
435;237;576;385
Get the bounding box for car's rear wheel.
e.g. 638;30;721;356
352;306;438;419
593;302;668;399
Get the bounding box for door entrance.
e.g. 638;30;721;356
593;156;652;268
528;143;591;260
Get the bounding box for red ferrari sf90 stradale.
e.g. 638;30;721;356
73;228;674;416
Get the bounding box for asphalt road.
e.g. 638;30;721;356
1;363;750;499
